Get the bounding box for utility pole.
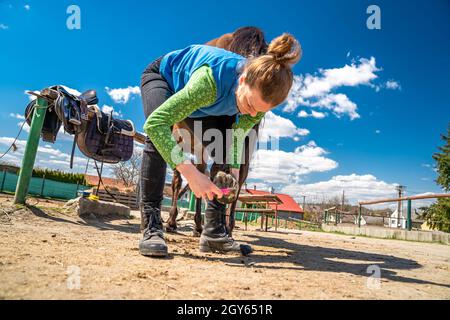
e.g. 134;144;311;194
395;185;406;228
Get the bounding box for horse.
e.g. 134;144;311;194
165;26;268;237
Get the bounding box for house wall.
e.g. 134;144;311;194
276;211;304;220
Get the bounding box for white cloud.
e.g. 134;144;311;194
375;129;381;134
310;93;359;120
0;136;112;176
244;181;270;191
311;111;327;119
58;127;76;141
10;113;25;120
105;86;141;104
258;111;309;142
17;121;30;133
101;105;122;117
284;57;384;120
298;110;308;118
0;24;8;30
24;5;30;10
297;110;327;119
247;141;338;184
16;119;74;141
385;80;401;90
280;173;399;205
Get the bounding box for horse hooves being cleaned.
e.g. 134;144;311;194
213;171;239;205
198;170;252;256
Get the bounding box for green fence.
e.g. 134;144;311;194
235;210;261;222
0;171;90;200
161;196;190;209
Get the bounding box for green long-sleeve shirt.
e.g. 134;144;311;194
143;65;265;170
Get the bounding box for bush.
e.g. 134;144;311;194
421;198;450;233
29;168;90;186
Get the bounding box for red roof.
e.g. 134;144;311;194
243;189;304;214
85;175;130;191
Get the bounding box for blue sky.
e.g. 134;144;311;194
1;0;449;206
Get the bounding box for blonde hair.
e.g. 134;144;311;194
243;33;302;106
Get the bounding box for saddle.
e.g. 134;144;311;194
25;98;62;143
76;105;135;164
24;85;135;167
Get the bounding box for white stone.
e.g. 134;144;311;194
64;197;130;218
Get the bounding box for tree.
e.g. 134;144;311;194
111;149;142;190
422;125;450;232
433;125;450;191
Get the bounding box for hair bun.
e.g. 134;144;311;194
267;33;302;66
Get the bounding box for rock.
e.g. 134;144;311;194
64;197;130;218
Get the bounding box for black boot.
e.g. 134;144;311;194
139;204;168;257
199;198;252;255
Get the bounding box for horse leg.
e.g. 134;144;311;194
192;162;207;237
192;196;203;237
226;130;255;236
166;169;182;233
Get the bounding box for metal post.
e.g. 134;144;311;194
358;205;362;228
14;98;47;204
1;169;6;192
188;190;196;211
406;199;412;231
75;181;80;198
40;173;46;197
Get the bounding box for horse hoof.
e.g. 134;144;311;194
165;224;177;233
192;229;202;237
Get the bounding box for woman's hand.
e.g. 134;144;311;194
176;161;223;201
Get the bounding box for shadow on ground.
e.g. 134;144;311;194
26;205;141;234
23;205;450;289
175;232;450;289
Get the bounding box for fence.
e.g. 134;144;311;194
94;188;190;210
235;209;321;231
0;170;90;200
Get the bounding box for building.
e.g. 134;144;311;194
388;208;407;229
85;175;131;192
240;188;304;220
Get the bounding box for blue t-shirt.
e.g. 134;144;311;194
159;44;246;118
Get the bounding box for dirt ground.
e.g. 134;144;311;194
1;194;449;300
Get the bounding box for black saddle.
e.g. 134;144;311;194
76;105;135;164
25;98;62;143
24;85;134;167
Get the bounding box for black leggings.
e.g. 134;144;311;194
139;57;236;209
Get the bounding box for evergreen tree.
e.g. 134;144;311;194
422;125;450;232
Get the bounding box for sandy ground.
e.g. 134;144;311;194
0;194;449;300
